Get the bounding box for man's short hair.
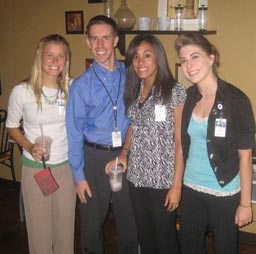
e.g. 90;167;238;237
86;15;118;36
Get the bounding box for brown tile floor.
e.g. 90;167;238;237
1;179;256;254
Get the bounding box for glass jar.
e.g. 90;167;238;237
174;4;183;31
198;5;207;30
115;0;136;30
103;0;114;19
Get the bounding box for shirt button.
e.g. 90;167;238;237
219;180;225;185
207;139;211;143
214;166;218;172
210;153;214;159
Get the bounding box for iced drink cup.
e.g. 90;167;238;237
109;164;124;192
34;136;52;161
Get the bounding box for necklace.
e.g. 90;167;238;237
139;80;152;100
41;87;60;105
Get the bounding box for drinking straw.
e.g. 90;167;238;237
39;124;45;161
39;124;45;143
115;157;118;171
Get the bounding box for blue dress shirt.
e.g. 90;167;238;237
66;60;129;182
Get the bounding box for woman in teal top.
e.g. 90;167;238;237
175;32;255;254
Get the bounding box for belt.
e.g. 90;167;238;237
84;140;122;152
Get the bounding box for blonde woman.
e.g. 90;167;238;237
6;34;76;254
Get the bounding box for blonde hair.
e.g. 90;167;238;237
25;34;71;109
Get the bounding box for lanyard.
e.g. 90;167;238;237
92;66;121;129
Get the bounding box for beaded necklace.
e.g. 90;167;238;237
41;87;61;105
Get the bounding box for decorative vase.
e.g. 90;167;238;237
115;0;136;30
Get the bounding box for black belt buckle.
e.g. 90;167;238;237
99;144;112;151
85;141;121;152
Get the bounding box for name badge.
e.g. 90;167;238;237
155;105;166;122
112;130;122;147
57;98;65;115
214;118;227;137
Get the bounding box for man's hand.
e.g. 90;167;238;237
75;180;92;204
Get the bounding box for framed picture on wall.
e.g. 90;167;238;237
0;76;2;95
175;63;193;89
65;11;84;34
88;0;102;3
85;58;93;69
85;58;125;69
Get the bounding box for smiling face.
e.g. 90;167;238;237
132;41;157;85
41;42;67;81
179;44;215;85
86;23;119;70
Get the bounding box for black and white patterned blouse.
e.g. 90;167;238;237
127;83;187;189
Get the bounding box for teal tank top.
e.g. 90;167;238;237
184;115;240;194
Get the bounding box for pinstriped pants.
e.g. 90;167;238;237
180;185;239;254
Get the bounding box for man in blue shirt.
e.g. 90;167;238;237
66;15;138;254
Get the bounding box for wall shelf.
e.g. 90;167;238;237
117;30;217;56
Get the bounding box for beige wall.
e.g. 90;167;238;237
0;0;256;180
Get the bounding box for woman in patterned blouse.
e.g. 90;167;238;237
106;34;187;254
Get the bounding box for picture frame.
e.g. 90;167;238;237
175;63;193;89
85;58;125;69
65;11;84;34
88;0;102;3
85;58;93;69
0;76;2;95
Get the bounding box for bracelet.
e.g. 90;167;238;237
239;204;252;208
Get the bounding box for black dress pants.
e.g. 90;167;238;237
128;181;179;254
80;145;138;254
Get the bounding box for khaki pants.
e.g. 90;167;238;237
22;163;76;254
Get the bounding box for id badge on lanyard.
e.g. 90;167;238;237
214;118;226;137
214;102;226;137
112;129;122;147
155;105;166;122
92;67;122;147
57;90;65;115
57;98;65;115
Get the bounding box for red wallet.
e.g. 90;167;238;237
34;157;59;196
